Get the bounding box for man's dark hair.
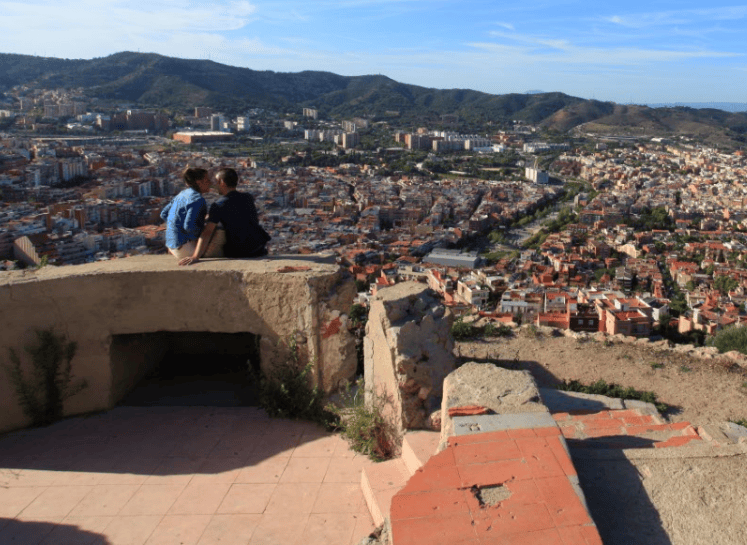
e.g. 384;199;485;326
216;168;239;188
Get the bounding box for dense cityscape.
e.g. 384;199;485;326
2;82;747;343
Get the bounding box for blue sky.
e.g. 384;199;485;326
2;0;746;104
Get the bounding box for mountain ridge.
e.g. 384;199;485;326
2;51;747;145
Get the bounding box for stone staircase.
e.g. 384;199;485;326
358;388;747;545
361;431;441;527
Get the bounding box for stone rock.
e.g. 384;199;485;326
440;362;546;449
673;344;696;353
635;337;651;345
365;282;455;449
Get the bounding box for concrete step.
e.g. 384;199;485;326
401;430;440;475
360;457;411;528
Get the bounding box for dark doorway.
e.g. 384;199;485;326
112;332;261;407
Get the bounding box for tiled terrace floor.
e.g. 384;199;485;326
0;407;376;545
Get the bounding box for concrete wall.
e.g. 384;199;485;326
0;255;357;433
364;282;455;448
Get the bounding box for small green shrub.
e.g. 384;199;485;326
709;325;747;355
257;336;336;428
4;328;87;427
650;362;664;370
556;379;669;413
730;418;747;428
451;317;478;340
482;322;513;338
679;365;692;373
327;379;394;461
524;324;541;339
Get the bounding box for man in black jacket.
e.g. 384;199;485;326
179;168;270;265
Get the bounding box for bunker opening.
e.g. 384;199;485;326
111;332;261;407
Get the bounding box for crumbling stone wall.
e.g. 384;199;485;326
364;282;455;447
0;255;357;433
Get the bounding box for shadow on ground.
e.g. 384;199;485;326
0;518;111;544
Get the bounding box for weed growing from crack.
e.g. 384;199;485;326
326;378;395;461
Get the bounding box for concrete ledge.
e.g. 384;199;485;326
0;255;356;433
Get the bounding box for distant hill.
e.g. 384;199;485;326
1;51;746;145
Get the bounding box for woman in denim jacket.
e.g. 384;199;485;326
160;167;212;259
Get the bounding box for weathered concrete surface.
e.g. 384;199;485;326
439;362;547;450
0;255;357;433
364;282;455;447
572;443;747;545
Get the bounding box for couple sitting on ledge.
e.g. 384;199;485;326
160;167;271;266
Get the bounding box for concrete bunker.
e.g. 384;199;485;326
111;331;261;406
0;256;358;433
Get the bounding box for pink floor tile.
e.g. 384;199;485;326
19;485;93;518
41;516;113;545
0;486;47;518
216;483;276;514
118;484;185;516
292;434;342;458
264;482;322;514
100;515;162;545
296;513;358;545
248;515;308;545
67;484;140;517
167;482;231;515
143;514;212;545
279;456;331;483
196;514;262;545
234;455;290;484
311;482;367;514
324;455;374;483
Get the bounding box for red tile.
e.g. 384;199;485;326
654;436;701;448
448;431;509;447
557;524;586;545
401;466;462;493
472;501;555;537
515;438;565;479
626;424;673;435
621;416;650;426
545;436;577;477
535;477;592;527
583;427;624;438
453;441;522;466
559;426;577;439
391;489;469;520
534;427;561;437
507;429;537;439
504;480;544;504
552;413;570;422
581;418;625;429
669;421;693;431
482;528;565;545
391;513;477;545
458;460;533;487
422;447;457;469
569;411;610;420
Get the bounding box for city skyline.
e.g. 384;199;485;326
1;1;746;105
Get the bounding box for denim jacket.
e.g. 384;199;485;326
160;188;206;249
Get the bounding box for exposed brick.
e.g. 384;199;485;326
448;430;510;447
448;405;491;417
